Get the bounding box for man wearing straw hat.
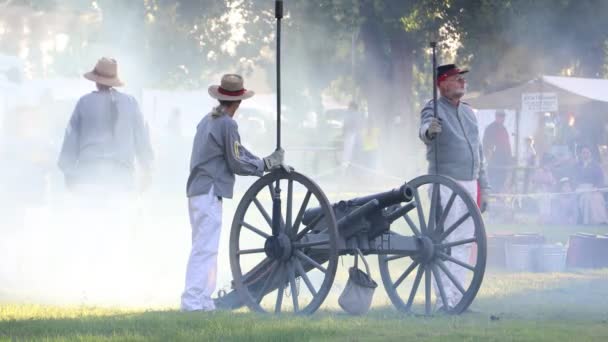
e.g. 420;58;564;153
181;74;284;312
57;57;154;295
58;57;154;192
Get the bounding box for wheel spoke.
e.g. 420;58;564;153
386;254;408;262
291;191;312;237
406;265;424;309
413;188;427;233
437;192;457;232
275;264;285;313
437;251;476;271
286;179;293;233
403;214;421;237
288;261;299;312
438;212;472;242
237;248;266;255
425;264;432;316
295;250;327;273
294;258;317;296
428;183;440;233
242;258;272;285
293;240;329;249
295;213;324;241
437;237;476;250
253;198;272;228
392;260;420;289
241;221;270;239
256;261;279;303
431;263;449;311
436;259;466;294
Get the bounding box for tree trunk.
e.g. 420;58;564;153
359;17;416;176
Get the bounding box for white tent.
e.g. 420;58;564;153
465;75;608;161
465;75;608;109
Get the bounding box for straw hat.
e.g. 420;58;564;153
208;74;254;101
83;57;124;87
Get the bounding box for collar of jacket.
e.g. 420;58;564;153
439;95;461;109
211;106;228;118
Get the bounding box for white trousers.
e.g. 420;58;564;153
181;187;223;311
433;179;477;309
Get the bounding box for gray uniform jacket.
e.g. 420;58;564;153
187;110;264;199
57;90;154;188
419;96;489;189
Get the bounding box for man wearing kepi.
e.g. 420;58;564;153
181;74;284;312
419;64;489;311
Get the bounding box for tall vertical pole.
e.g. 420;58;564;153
430;42;438;174
276;0;283;151
272;0;284;237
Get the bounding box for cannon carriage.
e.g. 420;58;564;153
216;170;487;315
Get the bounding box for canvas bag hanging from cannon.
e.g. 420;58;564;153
338;248;378;315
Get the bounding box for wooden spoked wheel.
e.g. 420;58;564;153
229;170;339;314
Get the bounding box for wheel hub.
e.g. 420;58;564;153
264;233;293;261
418;235;435;263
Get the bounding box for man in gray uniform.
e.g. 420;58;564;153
57;57;154;295
419;64;489;310
58;57;154;193
181;74;284;312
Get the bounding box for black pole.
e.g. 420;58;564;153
430;42;439;177
272;0;284;237
276;0;283;151
430;41;442;236
430;42;438;119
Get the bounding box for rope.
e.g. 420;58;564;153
490;186;608;199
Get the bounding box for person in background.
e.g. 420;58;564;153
341;101;363;171
574;145;607;224
522;136;537;194
532;153;556;224
550;177;577;225
58;57;154;194
56;57;154;296
483;110;513;194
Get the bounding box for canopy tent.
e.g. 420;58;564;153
465;75;608;110
465;75;608;167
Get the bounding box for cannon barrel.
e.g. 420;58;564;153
302;184;413;225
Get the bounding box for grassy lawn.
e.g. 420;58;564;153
2;270;608;341
2;187;608;341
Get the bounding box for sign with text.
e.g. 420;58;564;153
521;92;558;112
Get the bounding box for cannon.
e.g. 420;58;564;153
216;171;487;315
215;1;486;315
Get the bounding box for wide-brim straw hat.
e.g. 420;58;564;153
208;74;254;101
83;57;124;87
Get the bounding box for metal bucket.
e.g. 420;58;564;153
505;243;539;272
532;244;567;272
487;234;512;269
504;233;546;272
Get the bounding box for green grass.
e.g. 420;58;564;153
3;191;608;340
2;270;608;341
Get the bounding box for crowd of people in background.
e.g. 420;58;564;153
482;108;608;225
